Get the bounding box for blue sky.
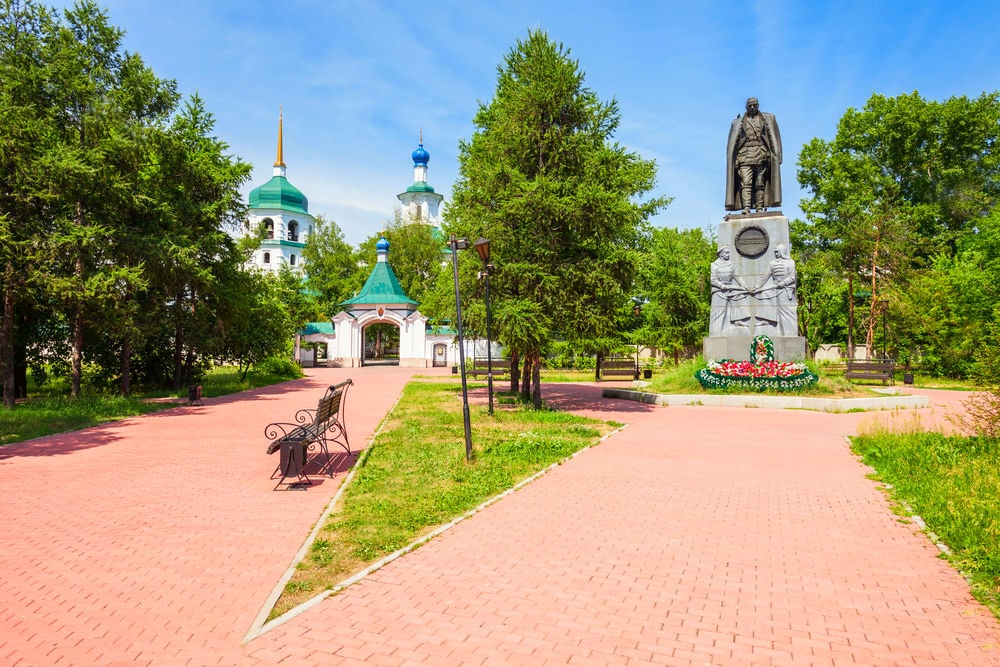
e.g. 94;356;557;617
63;0;1000;244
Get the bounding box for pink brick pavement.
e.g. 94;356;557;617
3;374;1000;666
0;366;419;666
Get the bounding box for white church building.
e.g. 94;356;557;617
245;111;313;274
249;120;460;368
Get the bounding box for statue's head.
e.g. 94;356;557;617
717;246;731;260
745;97;760;115
775;243;788;258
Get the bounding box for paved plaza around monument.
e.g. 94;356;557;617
2;366;1000;666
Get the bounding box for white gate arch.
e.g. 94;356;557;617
331;307;430;368
328;237;461;368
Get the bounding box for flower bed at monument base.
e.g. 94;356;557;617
696;359;819;392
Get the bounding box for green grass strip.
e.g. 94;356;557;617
852;430;1000;616
273;380;615;617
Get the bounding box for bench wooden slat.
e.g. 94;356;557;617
465;358;511;379
845;360;895;385
600;358;638;380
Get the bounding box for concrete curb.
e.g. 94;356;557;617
243;399;627;642
603;388;930;411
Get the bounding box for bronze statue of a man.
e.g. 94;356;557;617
725;97;782;213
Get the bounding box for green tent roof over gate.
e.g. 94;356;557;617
340;242;418;307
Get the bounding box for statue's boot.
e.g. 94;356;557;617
741;187;753;214
754;186;766;212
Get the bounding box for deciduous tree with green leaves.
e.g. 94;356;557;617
301;214;359;316
445;30;668;406
798;91;1000;369
634;226;713;365
354;212;446;310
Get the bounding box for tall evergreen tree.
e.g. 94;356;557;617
1;1;251;402
39;1;177;396
446;30;668;406
0;0;53;406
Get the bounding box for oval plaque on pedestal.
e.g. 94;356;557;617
734;225;769;259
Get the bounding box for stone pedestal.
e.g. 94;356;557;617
703;335;807;362
704;211;806;361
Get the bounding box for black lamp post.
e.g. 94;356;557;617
449;235;473;461
474;237;495;416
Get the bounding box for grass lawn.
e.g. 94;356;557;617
271;380;617;618
0;365;303;446
852;418;1000;618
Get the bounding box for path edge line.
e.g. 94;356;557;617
244;415;628;642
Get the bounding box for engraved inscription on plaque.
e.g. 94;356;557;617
734;225;769;259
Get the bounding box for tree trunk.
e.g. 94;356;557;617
1;282;15;408
121;337;131;397
595;350;603;381
520;354;531;403
531;351;541;409
70;302;84;399
509;351;520;394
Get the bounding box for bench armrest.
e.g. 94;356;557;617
265;422;301;453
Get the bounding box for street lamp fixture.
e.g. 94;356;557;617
473;238;495;416
449;235;474;461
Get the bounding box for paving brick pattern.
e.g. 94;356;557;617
3;375;999;666
1;367;416;666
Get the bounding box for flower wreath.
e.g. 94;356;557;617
750;335;775;364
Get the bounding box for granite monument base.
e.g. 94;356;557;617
703;335;807;362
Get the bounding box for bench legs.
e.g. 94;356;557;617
273;439;312;490
306;441;337;478
271;435;346;484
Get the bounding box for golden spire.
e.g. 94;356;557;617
274;106;286;168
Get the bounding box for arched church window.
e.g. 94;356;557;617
415;204;423;220
288;220;299;242
263;252;271;264
290;254;297;266
263;218;274;240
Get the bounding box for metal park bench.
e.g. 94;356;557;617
844;359;895;385
600;357;639;381
265;379;352;490
465;358;511;380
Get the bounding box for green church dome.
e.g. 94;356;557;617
249;175;309;215
405;181;436;193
